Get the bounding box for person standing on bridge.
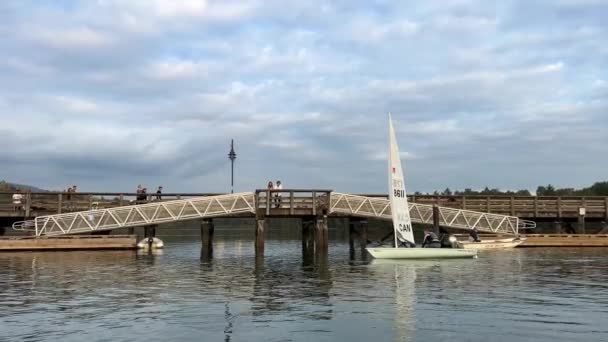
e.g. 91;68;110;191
156;186;163;200
12;189;23;212
274;180;283;208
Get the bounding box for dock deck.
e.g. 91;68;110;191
456;234;608;247
0;235;137;251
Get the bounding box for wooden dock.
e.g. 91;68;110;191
456;234;608;247
0;235;137;251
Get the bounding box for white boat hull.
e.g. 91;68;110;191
137;237;164;250
459;238;525;250
366;247;477;259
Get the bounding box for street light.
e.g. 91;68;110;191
228;139;236;193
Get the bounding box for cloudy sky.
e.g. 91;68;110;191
1;0;607;193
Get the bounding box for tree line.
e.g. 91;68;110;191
414;181;608;197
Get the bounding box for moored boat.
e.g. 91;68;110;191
137;237;164;250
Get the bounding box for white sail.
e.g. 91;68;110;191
388;114;415;247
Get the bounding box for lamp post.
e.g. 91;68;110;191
228;139;236;194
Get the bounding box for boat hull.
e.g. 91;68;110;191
459;238;525;250
137;237;164;250
366;247;477;259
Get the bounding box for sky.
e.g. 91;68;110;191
1;0;607;193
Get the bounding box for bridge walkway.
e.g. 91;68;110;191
12;190;535;236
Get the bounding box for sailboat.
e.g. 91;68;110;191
366;114;477;259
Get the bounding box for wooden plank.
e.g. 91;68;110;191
57;193;63;214
290;191;294;215
462;196;467;210
605;197;608;221
534;197;538;217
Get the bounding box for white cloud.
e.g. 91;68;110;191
27;27;115;49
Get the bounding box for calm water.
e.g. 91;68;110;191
1;225;608;342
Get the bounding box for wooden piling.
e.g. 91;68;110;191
144;225;157;238
315;216;329;251
201;218;214;252
554;221;562;234
578;204;586;234
432;205;440;235
57;193;63;214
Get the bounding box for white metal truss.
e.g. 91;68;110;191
19;192;256;237
329;193;535;234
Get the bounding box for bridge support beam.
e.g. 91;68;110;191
255;219;266;255
201;219;214;258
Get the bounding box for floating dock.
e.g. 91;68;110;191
0;235;137;251
457;234;608;247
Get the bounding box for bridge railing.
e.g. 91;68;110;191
254;189;331;215
0;191;224;216
330;193;530;234
15;192;256;236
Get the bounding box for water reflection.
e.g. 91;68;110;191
1;228;608;341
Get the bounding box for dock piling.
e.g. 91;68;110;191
201;218;215;255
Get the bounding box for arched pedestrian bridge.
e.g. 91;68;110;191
13;190;535;237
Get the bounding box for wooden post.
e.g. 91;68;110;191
25;192;31;217
177;195;181;200
57;193;63;214
315;215;329;252
290;191;294;215
144;225;156;238
557;197;562;219
266;190;271;215
486;197;491;213
534;197;539;218
510;197;515;216
462;196;467;210
554;221;562;234
578;200;586;234
312;191;317;216
432;205;440;235
201;219;214;256
255;219;266;254
348;219;356;260
605;197;608;221
359;219;368;249
88;195;93;210
119;194;124;206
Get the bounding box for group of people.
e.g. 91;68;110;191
266;180;283;208
135;185;163;203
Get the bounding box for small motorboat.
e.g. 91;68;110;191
137;237;164;250
458;238;525;250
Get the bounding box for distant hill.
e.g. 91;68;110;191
0;181;47;192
